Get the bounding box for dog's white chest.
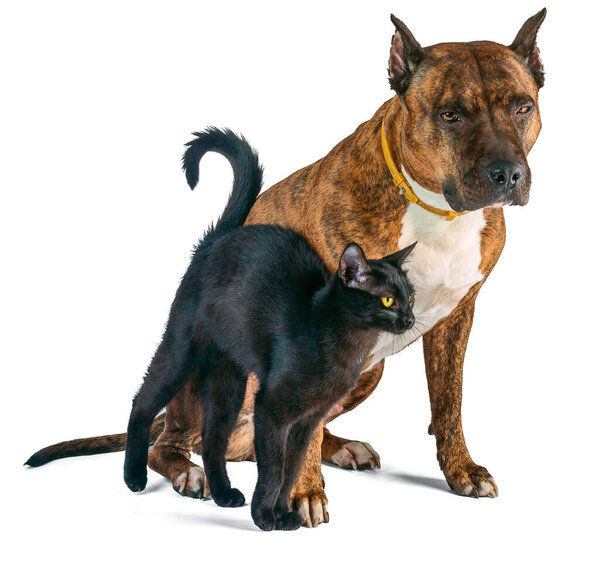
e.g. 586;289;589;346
367;202;487;369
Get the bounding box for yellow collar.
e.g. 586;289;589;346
381;120;467;221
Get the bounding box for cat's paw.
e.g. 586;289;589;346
173;466;211;499
275;511;303;531
330;441;381;470
444;461;498;498
124;462;147;492
251;507;276;531
273;500;290;519
213;487;246;508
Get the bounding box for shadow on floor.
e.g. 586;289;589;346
380;470;449;493
169;509;257;532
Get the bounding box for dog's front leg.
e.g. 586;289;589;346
289;424;329;528
423;293;498;498
321;361;384;470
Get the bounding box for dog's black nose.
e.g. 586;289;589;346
486;160;524;194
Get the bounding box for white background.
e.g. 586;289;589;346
2;1;598;566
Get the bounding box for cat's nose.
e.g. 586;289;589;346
405;315;415;328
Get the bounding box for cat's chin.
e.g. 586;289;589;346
386;319;415;333
392;325;415;336
374;327;413;337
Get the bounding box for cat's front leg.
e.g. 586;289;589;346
274;415;322;526
252;393;302;531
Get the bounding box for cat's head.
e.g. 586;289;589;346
337;242;416;334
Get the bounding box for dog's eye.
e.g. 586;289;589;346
381;297;394;308
516;105;532;115
441;111;460;123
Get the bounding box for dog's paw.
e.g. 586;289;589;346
444;462;498;498
173;465;211;499
291;490;329;528
213;487;246;508
330;441;381;470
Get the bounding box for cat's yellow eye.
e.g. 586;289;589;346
409;295;414;303
381;297;394;308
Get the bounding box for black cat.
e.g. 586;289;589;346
123;128;416;531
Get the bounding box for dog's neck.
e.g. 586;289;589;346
382;100;455;210
341;98;449;211
400;165;454;210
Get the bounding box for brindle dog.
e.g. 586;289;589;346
26;10;546;527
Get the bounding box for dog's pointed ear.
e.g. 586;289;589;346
509;8;547;88
339;243;370;288
388;14;426;96
381;242;417;267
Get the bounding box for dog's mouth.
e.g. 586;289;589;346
442;177;530;212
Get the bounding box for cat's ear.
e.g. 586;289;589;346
381;241;417;267
339;243;370;288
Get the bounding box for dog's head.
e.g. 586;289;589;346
388;9;546;211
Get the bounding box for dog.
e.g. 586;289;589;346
26;9;546;528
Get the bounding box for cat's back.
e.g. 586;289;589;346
207;224;326;286
195;225;327;352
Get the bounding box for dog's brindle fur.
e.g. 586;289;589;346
26;10;545;527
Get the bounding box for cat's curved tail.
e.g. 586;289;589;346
182;127;263;242
25;414;166;467
26;129;262;469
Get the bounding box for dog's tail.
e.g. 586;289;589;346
24;414;166;467
182;127;263;244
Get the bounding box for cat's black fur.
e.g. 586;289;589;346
123;128;416;531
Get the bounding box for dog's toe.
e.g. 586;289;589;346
173;465;210;499
330;441;381;470
444;462;498;498
293;492;329;528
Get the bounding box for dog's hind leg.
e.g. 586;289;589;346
148;381;208;498
200;355;247;507
147;373;259;500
